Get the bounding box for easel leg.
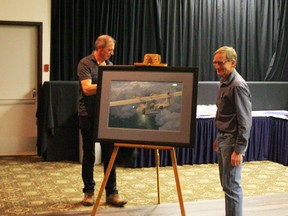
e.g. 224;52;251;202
170;148;186;216
91;145;119;216
156;149;160;204
91;144;186;216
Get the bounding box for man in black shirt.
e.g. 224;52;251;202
78;35;127;207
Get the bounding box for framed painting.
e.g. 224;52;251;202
94;66;198;148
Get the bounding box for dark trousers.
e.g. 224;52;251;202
79;116;117;197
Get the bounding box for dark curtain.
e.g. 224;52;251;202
50;0;161;80
265;0;288;81
51;0;288;81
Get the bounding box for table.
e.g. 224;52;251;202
133;112;288;167
36;81;288;166
36;81;80;161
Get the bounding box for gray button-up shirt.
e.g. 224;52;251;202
215;69;252;155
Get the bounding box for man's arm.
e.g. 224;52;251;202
234;85;252;155
231;84;252;166
81;79;97;96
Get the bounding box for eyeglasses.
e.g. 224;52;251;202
213;60;229;66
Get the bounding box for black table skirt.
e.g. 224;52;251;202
36;81;80;162
133;117;288;167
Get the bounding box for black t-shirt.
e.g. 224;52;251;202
77;52;112;117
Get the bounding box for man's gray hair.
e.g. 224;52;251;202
214;46;237;62
95;35;116;50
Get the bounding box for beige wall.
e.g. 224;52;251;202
0;0;51;83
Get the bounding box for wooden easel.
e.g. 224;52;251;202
91;143;186;216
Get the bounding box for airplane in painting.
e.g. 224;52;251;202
110;91;182;115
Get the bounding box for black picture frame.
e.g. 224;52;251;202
94;66;198;148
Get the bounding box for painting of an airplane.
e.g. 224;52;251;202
108;81;183;131
110;91;182;115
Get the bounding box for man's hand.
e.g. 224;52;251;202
231;151;243;166
213;139;218;152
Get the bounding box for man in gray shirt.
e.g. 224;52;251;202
213;46;252;216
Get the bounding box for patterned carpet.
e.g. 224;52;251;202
0;156;288;215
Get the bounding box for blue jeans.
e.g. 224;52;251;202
217;135;243;216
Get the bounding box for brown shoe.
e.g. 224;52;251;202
82;193;94;206
106;194;127;207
